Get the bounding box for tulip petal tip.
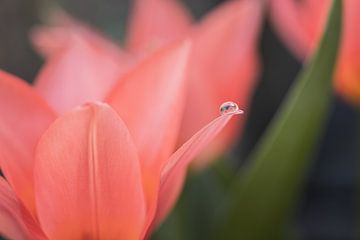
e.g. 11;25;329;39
219;101;243;115
73;101;110;111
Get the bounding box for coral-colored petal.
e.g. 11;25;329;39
181;0;262;167
342;0;360;54
107;41;190;230
152;168;186;228
34;103;145;239
153;110;243;228
33;13;134;114
270;0;312;58
31;25;65;57
0;178;46;240
107;41;190;169
334;0;360;104
31;11;129;59
271;0;360;105
126;0;192;53
335;54;360;104
0;70;56;215
270;0;330;59
34;38;132;114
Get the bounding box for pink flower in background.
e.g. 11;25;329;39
271;0;360;104
31;0;263;168
0;43;242;238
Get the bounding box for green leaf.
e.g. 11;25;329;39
214;0;343;239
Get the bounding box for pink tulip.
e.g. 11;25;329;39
271;0;360;104
31;0;263;168
0;41;242;239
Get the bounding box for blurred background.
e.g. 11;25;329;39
0;0;357;239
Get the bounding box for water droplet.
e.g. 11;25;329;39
219;101;243;115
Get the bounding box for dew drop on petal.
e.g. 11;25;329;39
219;101;244;115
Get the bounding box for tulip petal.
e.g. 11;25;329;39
270;0;330;59
270;0;311;58
0;178;46;240
106;40;190;234
126;0;192;53
153;110;242;228
107;41;190;167
181;0;262;167
342;0;360;52
0;70;56;215
34;103;145;239
33;14;134;114
31;11;129;58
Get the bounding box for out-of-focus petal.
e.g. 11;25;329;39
31;11;129;59
270;0;313;58
335;54;360;104
271;0;360;105
341;0;360;54
107;41;190;230
0;70;56;215
154;109;243;228
0;178;46;240
270;0;329;59
34;34;133;114
181;0;262;167
126;0;192;53
31;25;66;57
34;103;145;239
332;0;360;104
32;12;135;114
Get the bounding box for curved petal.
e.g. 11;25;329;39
31;11;129;59
181;0;262;167
153;109;243;229
151;168;185;229
34;103;145;239
0;178;46;240
271;0;360;105
34;37;132;114
126;0;192;53
335;53;360;104
341;0;360;54
33;12;134;114
0;70;56;215
270;0;330;59
270;0;312;58
107;40;190;170
334;0;360;104
107;41;190;231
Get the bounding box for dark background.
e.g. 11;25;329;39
0;0;357;239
